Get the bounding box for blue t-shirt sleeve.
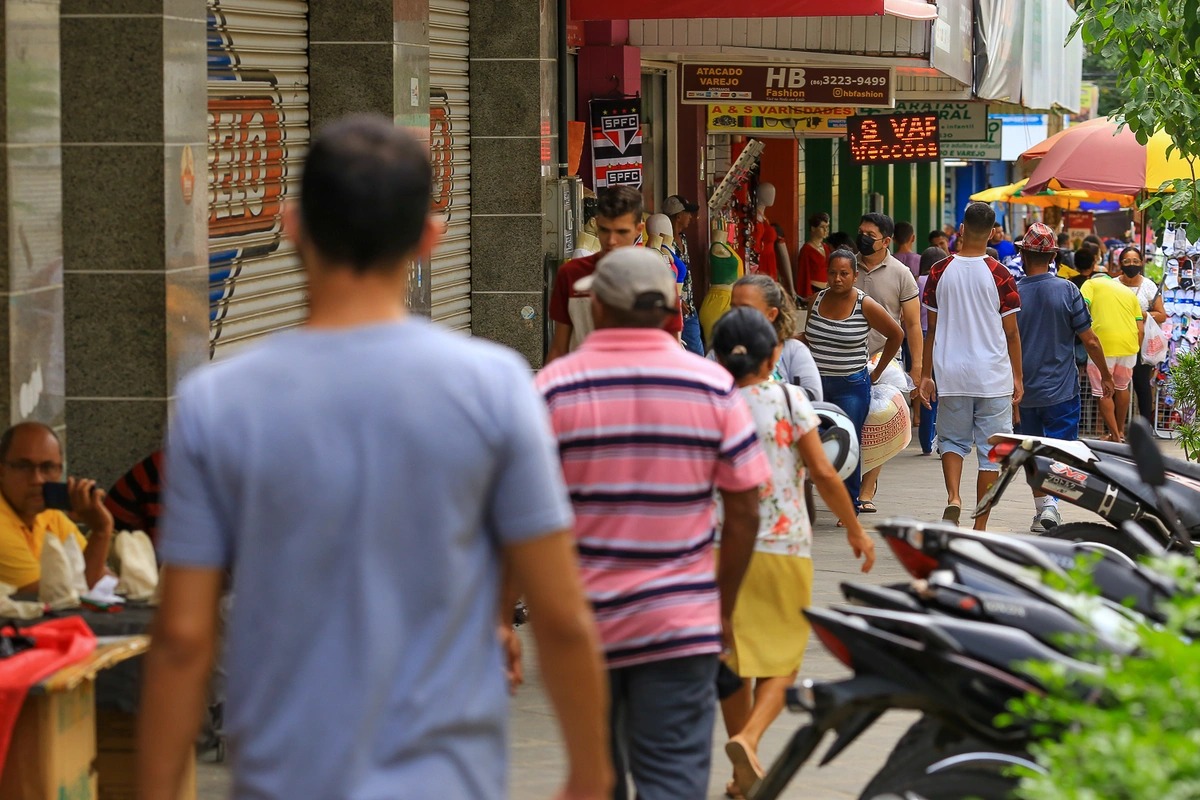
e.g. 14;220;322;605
487;357;574;545
158;377;234;569
672;252;688;284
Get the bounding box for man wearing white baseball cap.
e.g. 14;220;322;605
536;246;769;800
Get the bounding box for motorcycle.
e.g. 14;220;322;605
975;418;1200;558
748;420;1191;799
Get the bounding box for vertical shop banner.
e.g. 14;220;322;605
590;98;643;189
1063;210;1095;249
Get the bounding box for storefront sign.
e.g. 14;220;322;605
847;113;940;164
1064;210;1095;248
682;64;893;108
940;119;1002;160
859;101;987;141
590;98;643;188
706;104;854;136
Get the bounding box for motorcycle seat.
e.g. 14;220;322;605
1083;437;1200;483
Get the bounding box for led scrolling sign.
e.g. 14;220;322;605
847;113;941;164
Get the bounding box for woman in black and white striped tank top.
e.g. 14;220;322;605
801;248;904;511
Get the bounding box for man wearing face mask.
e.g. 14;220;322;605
854;212;923;514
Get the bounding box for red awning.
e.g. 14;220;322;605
571;0;936;21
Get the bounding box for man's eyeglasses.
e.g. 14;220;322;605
4;460;63;478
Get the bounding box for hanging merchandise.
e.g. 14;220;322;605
1152;222;1197;436
589;98;643;189
707;139;765;214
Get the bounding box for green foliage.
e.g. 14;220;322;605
1170;348;1200;460
1073;0;1200;228
1012;556;1200;799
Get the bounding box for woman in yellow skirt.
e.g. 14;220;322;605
711;307;876;798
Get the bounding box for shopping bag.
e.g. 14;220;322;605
1141;314;1168;362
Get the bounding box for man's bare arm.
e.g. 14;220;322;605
1080;329;1115;398
505;530;612;799
900;296;924;382
137;566;224;800
1002;313;1024;406
716;487;760;648
545;323;573;365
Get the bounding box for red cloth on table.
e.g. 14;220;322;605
752;219;778;280
0;617;96;781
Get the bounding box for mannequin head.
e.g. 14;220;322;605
756;182;777;210
647;214;674;248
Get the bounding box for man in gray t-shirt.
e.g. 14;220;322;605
139;117;612;800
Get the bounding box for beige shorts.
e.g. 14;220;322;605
1087;354;1136;395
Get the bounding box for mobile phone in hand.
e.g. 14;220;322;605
43;482;73;511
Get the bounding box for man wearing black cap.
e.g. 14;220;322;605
663;195;704;354
536;246;768;800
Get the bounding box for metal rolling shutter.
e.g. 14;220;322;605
429;0;472;330
207;0;309;358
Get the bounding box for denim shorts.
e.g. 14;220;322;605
936;395;1014;471
1017;396;1081;441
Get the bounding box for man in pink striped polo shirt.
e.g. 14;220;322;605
536;247;769;800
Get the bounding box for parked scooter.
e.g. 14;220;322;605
975;418;1200;558
748;421;1190;799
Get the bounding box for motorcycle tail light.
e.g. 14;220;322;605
989;440;1019;463
810;620;853;668
885;535;940;579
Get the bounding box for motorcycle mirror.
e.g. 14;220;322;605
1127;418;1165;488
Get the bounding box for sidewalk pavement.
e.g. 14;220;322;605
197;436;1187;799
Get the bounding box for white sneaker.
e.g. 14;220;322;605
1037;505;1063;531
1029;514;1046;534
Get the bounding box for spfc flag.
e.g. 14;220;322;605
590;98;643;189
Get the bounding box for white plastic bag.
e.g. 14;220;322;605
1142;314;1168;362
868;352;915;394
861;383;912;474
113;530;159;602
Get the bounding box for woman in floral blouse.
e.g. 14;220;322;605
711;307;875;798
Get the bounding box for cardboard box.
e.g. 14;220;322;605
0;679;98;800
0;636;193;800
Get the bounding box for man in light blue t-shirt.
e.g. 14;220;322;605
138;116;612;800
1015;224;1114;533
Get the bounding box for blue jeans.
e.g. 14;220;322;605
1017;396;1081;441
682;314;704;355
821;367;872;507
919;399;938;453
610;654;718;800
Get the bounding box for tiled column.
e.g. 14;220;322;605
0;0;64;434
469;0;557;366
59;1;209;484
309;0;432;314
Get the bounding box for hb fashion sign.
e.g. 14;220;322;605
590;98;643;189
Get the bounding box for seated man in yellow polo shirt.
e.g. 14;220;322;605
0;421;113;593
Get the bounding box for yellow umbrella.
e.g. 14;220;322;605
970;180;1026;203
971;179;1134;209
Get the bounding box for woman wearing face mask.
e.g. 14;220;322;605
711;307;875;799
1116;246;1167;423
802;249;904;513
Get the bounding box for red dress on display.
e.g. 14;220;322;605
796;241;832;298
752;218;778;280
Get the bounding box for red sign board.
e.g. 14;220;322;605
682;64;893;108
847;113;941;164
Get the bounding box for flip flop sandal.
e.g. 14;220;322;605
725;780;745;800
941;505;962;526
725;738;763;798
859;500;878;513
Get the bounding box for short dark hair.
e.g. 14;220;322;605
859;212;894;239
596;185;644;222
828;248;858;271
299;115;433;273
1057;232;1070;247
929;230;947;244
1083;234;1103;248
600;305;671;329
826;231;855;252
986;246;1000;260
919;246;948;276
894;221;915;245
807;211;830;230
962;202;997;237
0;421;61;462
1075;246;1098;273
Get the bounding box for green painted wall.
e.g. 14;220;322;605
893;163;915;231
804;138;833;228
838;139;864;235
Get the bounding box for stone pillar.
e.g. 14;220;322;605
469;0;558;365
59;1;209;484
309;0;432;314
0;0;63;434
